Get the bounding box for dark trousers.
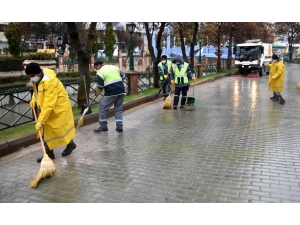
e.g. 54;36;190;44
173;86;189;106
160;81;171;97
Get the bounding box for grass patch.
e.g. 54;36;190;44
0;70;235;143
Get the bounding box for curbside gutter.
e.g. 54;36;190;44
0;73;230;158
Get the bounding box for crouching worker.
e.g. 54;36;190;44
26;62;76;163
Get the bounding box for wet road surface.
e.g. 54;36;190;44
1;64;300;203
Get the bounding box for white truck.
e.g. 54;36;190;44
234;39;272;76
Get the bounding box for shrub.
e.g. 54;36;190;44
0;75;29;84
0;57;24;71
27;52;53;60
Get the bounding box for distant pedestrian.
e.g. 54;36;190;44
26;62;76;163
158;54;172;100
266;54;285;101
94;61;126;133
169;55;196;109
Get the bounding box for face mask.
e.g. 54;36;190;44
30;76;40;83
176;62;180;65
272;60;277;63
161;60;166;64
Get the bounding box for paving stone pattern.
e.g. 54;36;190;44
1;64;300;203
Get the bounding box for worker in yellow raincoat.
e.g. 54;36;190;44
265;54;285;101
25;62;76;163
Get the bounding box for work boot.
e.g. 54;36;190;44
116;128;123;132
173;105;177;110
37;148;55;163
180;105;185;109
93;127;108;133
62;140;76;156
270;93;276;100
273;95;280;101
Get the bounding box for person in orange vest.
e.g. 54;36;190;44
169;55;196;109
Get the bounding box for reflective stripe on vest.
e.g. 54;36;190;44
158;60;172;80
97;65;122;86
172;62;189;84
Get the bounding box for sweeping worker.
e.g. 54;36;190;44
94;61;126;133
265;54;285;101
158;54;172;100
169;55;196;109
26;62;76;163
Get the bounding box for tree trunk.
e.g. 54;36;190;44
190;22;199;73
178;23;188;62
67;22;96;108
227;33;233;70
144;22;166;88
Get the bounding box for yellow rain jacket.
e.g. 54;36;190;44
266;60;285;93
32;68;76;150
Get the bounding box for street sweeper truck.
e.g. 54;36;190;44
234;39;272;76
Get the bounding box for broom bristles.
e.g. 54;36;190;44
77;107;89;128
30;154;56;188
162;96;172;109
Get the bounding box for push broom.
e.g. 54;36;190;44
77;92;103;128
30;107;56;188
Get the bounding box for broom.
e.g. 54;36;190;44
162;81;172;109
155;79;166;98
30;107;56;188
77;92;102;128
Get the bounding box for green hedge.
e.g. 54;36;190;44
0;75;30;84
0;71;97;85
0;57;24;71
0;53;56;71
57;71;96;78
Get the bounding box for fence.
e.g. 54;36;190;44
0;57;234;131
0;72;154;131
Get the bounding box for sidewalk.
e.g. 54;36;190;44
1;65;300;203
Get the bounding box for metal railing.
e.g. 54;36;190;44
0;72;154;130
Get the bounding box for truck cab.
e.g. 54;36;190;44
234;39;272;76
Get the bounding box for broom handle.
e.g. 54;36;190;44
32;107;46;155
82;72;89;105
193;80;195;96
88;91;102;108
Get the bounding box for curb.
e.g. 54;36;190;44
0;73;230;158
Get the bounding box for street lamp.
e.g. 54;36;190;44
126;22;136;71
198;36;203;64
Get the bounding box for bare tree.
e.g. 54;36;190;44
275;22;300;60
144;22;167;88
66;22;97;108
190;22;199;73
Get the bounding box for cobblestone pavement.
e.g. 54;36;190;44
1;64;300;203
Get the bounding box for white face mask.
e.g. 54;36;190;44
176;62;181;65
30;76;40;83
161;60;166;64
